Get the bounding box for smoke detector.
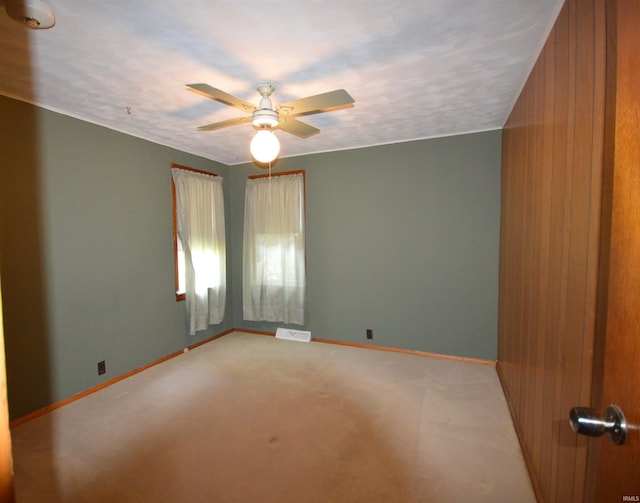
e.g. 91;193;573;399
5;0;56;29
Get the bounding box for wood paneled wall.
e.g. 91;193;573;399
497;0;606;501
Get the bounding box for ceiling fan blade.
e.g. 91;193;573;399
278;116;320;138
187;83;256;113
277;89;354;117
197;116;252;131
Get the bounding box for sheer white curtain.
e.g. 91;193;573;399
243;173;306;324
172;168;226;335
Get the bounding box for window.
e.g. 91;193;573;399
175;238;186;297
171;164;226;335
243;171;306;325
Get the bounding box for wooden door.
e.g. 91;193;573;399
586;0;640;500
0;279;15;503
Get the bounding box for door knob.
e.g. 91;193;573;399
569;405;627;445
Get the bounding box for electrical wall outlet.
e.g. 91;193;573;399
366;329;373;340
97;360;106;376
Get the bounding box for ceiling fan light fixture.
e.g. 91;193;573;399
187;82;355;162
250;129;280;164
5;0;56;29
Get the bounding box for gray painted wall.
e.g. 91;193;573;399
230;131;502;361
1;94;501;419
0;96;232;419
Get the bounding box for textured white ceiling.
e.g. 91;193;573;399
0;0;563;165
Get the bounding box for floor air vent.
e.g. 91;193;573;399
275;328;311;343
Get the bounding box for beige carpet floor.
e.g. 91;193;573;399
10;332;535;502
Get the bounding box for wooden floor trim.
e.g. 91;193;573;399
9;329;234;429
313;337;496;366
11;328;494;427
239;329;496;366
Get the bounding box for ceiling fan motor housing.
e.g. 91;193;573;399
252;83;279;128
252;108;279;128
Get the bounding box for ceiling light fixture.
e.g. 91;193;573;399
250;128;280;164
5;0;56;29
188;81;355;165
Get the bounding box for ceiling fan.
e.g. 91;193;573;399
186;83;355;139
